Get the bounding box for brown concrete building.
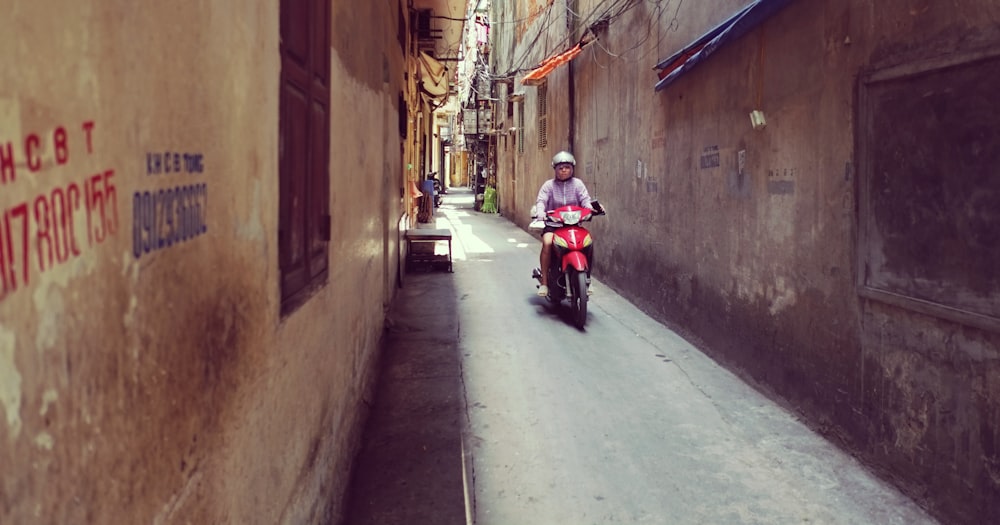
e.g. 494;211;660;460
488;1;1000;523
0;0;468;523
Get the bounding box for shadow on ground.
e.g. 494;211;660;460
339;269;468;525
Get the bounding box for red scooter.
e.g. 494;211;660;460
531;201;605;328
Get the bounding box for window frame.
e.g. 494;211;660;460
278;0;332;315
856;48;1000;333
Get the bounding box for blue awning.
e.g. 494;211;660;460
654;0;794;92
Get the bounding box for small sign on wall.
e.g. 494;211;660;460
700;145;720;169
132;151;208;259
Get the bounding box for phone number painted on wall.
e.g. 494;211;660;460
132;184;208;259
1;170;119;295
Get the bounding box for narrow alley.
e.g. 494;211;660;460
343;188;938;525
3;3;996;523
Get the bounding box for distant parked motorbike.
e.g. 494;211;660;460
531;201;605;328
429;173;444;207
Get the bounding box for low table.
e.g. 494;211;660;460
405;228;453;272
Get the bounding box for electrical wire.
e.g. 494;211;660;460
578;0;686;64
492;0;652;80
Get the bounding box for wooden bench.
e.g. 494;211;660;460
405;228;453;272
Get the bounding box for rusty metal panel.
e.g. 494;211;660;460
858;50;1000;332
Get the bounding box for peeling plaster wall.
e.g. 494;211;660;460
494;0;1000;523
0;1;404;523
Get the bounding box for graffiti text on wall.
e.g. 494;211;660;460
132;151;208;259
0;121;119;302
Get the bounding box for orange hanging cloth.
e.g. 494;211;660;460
409;180;423;198
522;43;585;86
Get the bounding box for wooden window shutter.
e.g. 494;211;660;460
278;0;331;314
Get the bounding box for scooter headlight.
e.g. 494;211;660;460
560;210;581;225
553;236;569;249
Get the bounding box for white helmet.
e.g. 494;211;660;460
551;151;576;167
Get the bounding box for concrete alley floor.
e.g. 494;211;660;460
341;187;938;525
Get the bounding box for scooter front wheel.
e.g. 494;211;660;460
569;268;588;328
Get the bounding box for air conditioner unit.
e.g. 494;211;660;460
416;9;432;38
415;9;439;51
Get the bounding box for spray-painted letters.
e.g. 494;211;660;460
0;121;117;302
